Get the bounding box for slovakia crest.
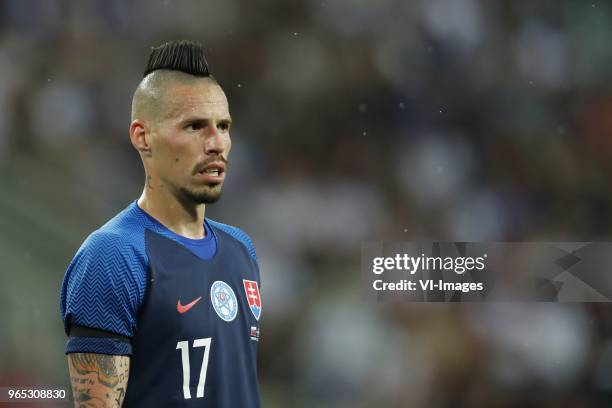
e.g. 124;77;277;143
243;280;262;320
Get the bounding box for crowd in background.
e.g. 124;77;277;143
1;1;612;406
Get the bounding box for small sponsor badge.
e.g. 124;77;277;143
250;326;260;342
243;280;262;320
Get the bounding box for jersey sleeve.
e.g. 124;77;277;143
60;230;147;355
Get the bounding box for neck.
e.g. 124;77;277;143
137;175;206;239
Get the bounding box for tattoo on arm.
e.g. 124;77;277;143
68;353;130;408
70;354;120;387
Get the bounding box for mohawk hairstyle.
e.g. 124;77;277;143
143;40;211;78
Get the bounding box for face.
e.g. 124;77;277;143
148;79;232;204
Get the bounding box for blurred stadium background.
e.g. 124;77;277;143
1;0;612;407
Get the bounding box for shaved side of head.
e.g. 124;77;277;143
131;70;218;125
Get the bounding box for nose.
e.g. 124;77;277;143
204;124;226;155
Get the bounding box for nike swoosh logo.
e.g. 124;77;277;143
177;296;202;314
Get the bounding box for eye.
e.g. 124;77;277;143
185;122;204;131
218;122;230;132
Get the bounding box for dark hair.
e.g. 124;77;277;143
143;40;211;78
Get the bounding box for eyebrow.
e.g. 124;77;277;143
180;116;232;126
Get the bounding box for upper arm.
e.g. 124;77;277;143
60;230;147;354
68;353;129;407
61;232;143;406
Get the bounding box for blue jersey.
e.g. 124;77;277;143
60;201;262;407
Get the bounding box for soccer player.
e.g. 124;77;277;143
59;41;262;407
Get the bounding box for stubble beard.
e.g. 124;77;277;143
179;183;224;205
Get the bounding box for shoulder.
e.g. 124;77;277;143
207;219;258;264
77;202;148;262
64;203;150;301
74;229;145;273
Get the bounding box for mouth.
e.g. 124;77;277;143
195;162;226;182
200;168;221;176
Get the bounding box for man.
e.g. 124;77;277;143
60;40;262;407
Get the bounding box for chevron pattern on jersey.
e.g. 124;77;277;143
66;336;132;356
60;228;147;338
208;219;259;264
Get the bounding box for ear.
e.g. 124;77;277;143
130;119;152;157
